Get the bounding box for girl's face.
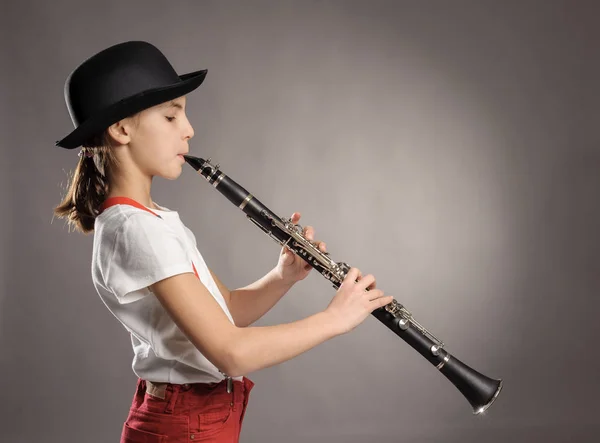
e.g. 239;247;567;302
119;95;194;180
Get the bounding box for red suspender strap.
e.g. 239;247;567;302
191;261;199;278
99;197;200;279
99;196;162;217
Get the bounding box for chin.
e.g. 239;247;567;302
168;170;184;181
160;165;184;181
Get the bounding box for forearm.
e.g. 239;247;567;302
227;311;340;376
229;268;295;327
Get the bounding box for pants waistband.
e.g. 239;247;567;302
143;377;253;406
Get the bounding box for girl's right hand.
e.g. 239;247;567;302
324;267;394;335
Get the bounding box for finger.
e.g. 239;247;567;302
343;267;360;285
356;274;376;291
291;212;301;223
366;289;384;301
318;241;327;252
303;225;314;240
370;295;394;309
355;270;363;284
282;246;293;261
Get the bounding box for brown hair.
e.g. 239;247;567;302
53;113;140;234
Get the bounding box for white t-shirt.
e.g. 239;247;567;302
91;200;243;384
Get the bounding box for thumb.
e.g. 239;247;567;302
282;247;295;264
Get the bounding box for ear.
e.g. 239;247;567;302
107;120;133;145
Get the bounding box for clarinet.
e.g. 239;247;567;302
183;155;503;415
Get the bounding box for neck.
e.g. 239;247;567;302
105;154;157;209
106;182;155;209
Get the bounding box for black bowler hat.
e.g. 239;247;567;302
55;41;207;149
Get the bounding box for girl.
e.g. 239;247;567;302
53;41;392;443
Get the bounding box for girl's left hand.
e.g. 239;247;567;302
276;212;327;284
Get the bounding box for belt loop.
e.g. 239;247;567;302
137;378;146;396
164;384;180;414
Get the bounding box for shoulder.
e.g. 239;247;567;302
94;205;180;251
97;205;164;230
182;224;198;247
97;206;193;282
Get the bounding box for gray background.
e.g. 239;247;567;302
1;0;598;442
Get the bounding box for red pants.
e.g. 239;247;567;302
120;377;254;442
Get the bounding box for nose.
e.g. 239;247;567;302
182;115;195;141
183;123;194;141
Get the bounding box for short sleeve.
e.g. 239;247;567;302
105;212;195;304
182;225;198;247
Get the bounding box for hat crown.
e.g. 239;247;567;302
64;41;180;126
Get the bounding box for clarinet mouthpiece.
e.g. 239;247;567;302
182;154;204;171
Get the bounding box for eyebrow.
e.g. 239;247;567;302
166;100;184;110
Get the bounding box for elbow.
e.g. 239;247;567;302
218;330;247;378
223;366;245;378
218;351;241;377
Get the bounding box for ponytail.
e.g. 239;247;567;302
53;131;120;234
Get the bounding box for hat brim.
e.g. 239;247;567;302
55;69;207;149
